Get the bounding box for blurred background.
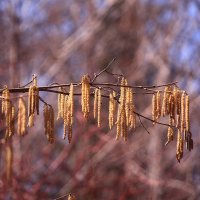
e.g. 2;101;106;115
0;0;200;199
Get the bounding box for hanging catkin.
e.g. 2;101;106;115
156;91;161;120
69;84;74;124
28;77;39;127
2;86;10;117
109;92;114;129
43;104;54;143
93;88;98;119
17;97;27;136
63;95;69;140
81;75;90;119
176;129;183;162
116;77;128;140
180;91;185;133
185;94;190;133
97;89;101;127
162;86;170;117
57;87;65;120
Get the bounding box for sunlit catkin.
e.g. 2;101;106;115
116;105;121;140
156;91;161;120
125;88;130;126
2;86;10;117
69;84;74;124
81;75;90;118
18;97;27;136
63;95;69;140
162;86;170;117
180;91;185;133
97;89;101;127
185;94;190;132
93;88;98;119
109;92;114;129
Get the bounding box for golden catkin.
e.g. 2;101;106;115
69;84;74;124
109;92;114;129
152;94;156;125
17;97;27;136
176;129;183;162
2;86;10;117
6;145;13;184
93;88;98;119
81;75;90;119
97;89;101;127
116;105;121;140
28;113;34;127
125;88;130;126
116;77;128;140
156;91;161;120
180;91;185;133
63;95;69;140
162;86;170;117
28;86;33;117
185;94;190;132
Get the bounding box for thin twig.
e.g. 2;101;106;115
138;115;150;134
91;57;116;83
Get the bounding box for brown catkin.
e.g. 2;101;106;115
156;91;161;120
185;94;190;132
180;91;185;133
49;106;55;144
43;104;54;143
17;97;27;136
93;88;98;119
97;89;101;127
43;104;48;136
176;129;183;162
152;94;156;125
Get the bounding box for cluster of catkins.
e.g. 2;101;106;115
0;75;193;163
152;86;193;162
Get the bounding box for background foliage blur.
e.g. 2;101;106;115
0;0;200;199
